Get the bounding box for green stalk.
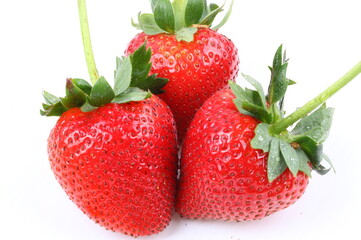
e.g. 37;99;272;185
269;61;361;135
78;0;99;84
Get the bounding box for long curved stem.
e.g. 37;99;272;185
269;61;361;134
78;0;99;84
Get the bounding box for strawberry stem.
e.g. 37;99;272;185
269;61;361;135
78;0;99;85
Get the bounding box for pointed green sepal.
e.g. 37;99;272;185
137;13;166;35
267;45;290;106
172;0;187;31
199;3;224;26
230;77;272;123
114;56;132;95
153;0;175;33
251;123;273;152
176;27;198;42
267;138;287;182
129;43;169;94
60;78;88;108
88;76;115;107
113;88;152;104
40;91;67;117
291;104;335;144
251;123;312;182
185;0;205;26
211;0;234;30
41;44;169;117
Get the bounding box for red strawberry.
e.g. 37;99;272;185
176;45;359;221
126;0;239;140
41;43;177;237
175;88;309;220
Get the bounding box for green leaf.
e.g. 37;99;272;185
175;27;198;42
251;123;273;152
140;75;169;94
114;56;132;95
185;0;205;26
230;81;271;123
154;0;175;33
172;0;187;30
80;99;98;113
294;136;323;171
268;45;289;105
318;153;335;174
42;90;60;105
40;102;67;116
295;149;312;177
233;98;254;117
72;78;92;95
292;136;335;176
229;81;246;99
212;0;234;30
88;76;115;107
202;0;210;18
199;2;224;26
150;0;160;11
242;100;272;123
230;80;265;108
130;43;152;85
128;43;168;94
60;78;88;108
268;138;287;182
279;139;299;176
138;13;166;35
313;153;334;175
230;81;256;106
291;104;335;144
242;73;267;108
293;136;323;168
40;91;67;117
244;88;264;108
131;17;141;30
112;88;152;104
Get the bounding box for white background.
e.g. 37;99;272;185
1;0;360;239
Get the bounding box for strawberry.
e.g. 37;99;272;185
126;0;239;140
41;1;177;235
176;45;361;221
46;97;177;236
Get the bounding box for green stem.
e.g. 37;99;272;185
78;0;99;84
269;61;361;134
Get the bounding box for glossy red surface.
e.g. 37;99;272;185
176;88;309;221
125;29;239;140
47;96;178;237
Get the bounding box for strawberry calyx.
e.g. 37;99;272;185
41;43;168;117
132;0;234;42
230;45;361;182
42;1;168;117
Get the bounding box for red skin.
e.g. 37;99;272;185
176;88;309;221
125;29;239;140
47;96;178;237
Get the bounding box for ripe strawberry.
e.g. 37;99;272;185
126;0;239;140
176;45;358;221
175;88;309;220
41;44;178;237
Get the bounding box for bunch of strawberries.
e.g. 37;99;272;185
41;0;361;237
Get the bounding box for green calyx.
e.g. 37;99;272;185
230;45;361;182
41;44;168;117
132;0;234;42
